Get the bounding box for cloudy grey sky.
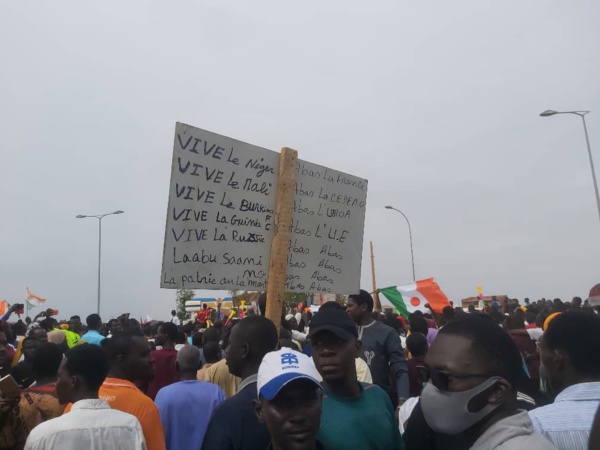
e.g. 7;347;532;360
1;1;599;321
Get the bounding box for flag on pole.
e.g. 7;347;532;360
26;287;46;310
379;278;451;319
476;286;484;307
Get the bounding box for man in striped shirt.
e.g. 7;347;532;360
529;311;600;450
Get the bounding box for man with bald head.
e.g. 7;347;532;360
202;315;279;450
29;328;48;343
154;346;225;450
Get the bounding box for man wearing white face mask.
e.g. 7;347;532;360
415;315;557;450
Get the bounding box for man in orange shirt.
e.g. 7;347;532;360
101;331;166;450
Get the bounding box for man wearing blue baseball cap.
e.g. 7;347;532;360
254;348;324;450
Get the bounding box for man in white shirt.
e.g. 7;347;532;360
169;310;182;326
25;344;146;450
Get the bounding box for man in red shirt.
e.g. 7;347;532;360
405;331;428;397
525;308;539;329
196;304;211;325
147;322;179;399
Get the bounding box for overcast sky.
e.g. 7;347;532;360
1;1;599;321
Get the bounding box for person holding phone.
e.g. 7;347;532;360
0;303;25;322
11;337;41;388
19;343;65;434
0;389;27;448
0;333;27;447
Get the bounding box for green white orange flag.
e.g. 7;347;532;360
379;278;451;319
26;287;46;310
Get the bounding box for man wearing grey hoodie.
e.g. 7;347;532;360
417;315;556;450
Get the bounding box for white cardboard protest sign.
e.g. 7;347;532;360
161;123;367;294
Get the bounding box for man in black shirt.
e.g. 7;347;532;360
202;316;278;450
11;337;40;387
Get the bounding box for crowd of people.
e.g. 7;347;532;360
0;290;598;449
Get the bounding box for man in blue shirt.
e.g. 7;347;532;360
529;311;600;450
80;314;105;346
155;346;225;450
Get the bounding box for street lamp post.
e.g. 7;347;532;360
384;206;416;281
76;210;124;315
540;110;600;223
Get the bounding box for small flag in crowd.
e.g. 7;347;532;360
26;287;46;310
0;301;8;316
476;286;483;299
379;278;451;319
589;283;600;307
477;285;485;308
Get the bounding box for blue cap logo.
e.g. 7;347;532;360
281;353;299;365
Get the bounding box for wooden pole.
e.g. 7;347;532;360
370;241;382;312
265;147;298;334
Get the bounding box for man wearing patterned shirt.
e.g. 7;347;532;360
529;311;600;450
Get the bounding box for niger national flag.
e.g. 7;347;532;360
379;278;451;319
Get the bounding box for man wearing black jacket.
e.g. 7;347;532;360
346;290;409;407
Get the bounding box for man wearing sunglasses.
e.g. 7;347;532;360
406;315;556;450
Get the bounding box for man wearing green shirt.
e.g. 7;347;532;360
308;305;403;450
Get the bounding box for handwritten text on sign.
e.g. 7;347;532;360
161;123;367;294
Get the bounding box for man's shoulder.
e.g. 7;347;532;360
529;402;560;418
152;348;178;356
370;321;397;336
193;379;226;394
528;401;570;427
27;409;143;445
371;320;391;330
323;383;390;405
158;380;222;397
474;411;557;450
81;329;98;335
529;396;600;430
11;361;28;372
207;393;241;422
214;385;254;409
205;359;230;377
229;384;257;403
101;379;152;403
360;382;389;398
89;407;144;428
26;414;67;442
495;430;558;450
80;331;104;342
